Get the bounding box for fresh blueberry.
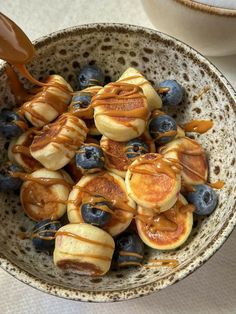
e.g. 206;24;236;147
75;145;104;171
78;65;105;90
32;219;61;253
125;139;149;159
0;162;23;191
0;109;25;138
158;80;184;106
149;114;177;144
115;233;144;268
81;195;112;227
187;184;218;215
71;91;92;110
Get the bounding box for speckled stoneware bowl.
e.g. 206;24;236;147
0;24;235;302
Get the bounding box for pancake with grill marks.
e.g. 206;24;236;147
125;153;181;212
92;82;150;142
67;171;136;236
100;132;155;178
160;137;208;185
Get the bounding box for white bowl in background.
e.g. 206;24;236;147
142;0;236;56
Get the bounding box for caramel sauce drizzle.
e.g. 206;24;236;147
5;64;30;104
12;145;31;156
154;130;177;141
58;250;112;261
11;172;73;189
143;259;179;268
119;251;143;259
182;120;213;134
208;181;225;189
129;154;181;178
156;87;170;94
81;195;114;215
118;259;178;268
56;231;114;250
160;137;224;189
91;82;149;123
74;185;136;214
30;113;87;152
136;199;194;233
13;119;29;132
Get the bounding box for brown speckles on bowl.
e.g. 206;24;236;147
0;23;235;303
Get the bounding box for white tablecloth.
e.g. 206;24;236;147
1;1;236;313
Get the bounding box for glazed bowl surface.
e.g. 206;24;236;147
0;23;235;302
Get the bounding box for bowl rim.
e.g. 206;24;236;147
0;22;236;302
174;0;236;16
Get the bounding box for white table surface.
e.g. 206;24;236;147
1;1;236;313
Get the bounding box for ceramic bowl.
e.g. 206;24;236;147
142;0;236;56
0;24;235;302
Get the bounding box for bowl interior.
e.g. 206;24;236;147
0;24;235;301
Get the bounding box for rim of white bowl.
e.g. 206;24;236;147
175;0;236;16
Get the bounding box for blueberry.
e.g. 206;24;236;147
149;114;177;144
0;109;25;138
71;91;92;110
78;65;105;90
32;219;61;253
187;184;218;215
158;80;184;106
0;162;23;191
81;195;112;227
125;139;149;159
75;145;104;171
115;233;144;268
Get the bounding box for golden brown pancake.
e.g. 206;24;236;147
117;67;162;111
30;113;87;170
8;129;41;172
67;171;136;236
125;153;181;211
53;223;115;276
92;82;150;141
160;137;208;185
20;168;72;221
136;195;193;250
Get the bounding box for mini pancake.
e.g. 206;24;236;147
100;132;156;178
160;137;208;185
30;113;87;171
118;67;162;111
67;171;136;236
20;168;73;221
136;195;193;250
125;153;181;212
92;82;150;142
53;223;115;276
8;129;41;172
21;75;72;128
